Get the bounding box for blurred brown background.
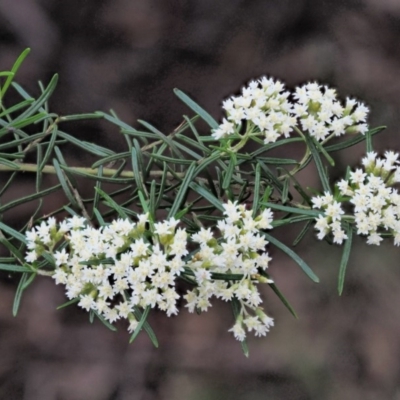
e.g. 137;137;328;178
1;1;400;399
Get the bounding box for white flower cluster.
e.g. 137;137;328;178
26;214;185;332
212;77;296;143
24;202;275;341
185;201;275;341
312;193;347;244
212;78;369;144
312;151;400;246
294;83;369;141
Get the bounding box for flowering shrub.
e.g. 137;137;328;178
0;49;393;355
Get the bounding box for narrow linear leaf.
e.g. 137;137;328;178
96;111;136;131
338;224;353;295
0;184;62;214
14;74;58;123
22;272;36;289
365;129;372;153
0;238;23;261
57;130;114;157
0;221;27;244
94;311;117;331
1;48;30;97
39;125;58;171
0;99;34;119
150;153;194;165
59;113;103;122
262;232;319;283
258;161;283;192
132;307;159;347
262;202;321;217
12;272;29;316
168;162;197;218
189;182;224;212
325;126;385;152
174;88;218;129
0;157;21;169
129;305;151;343
53;159;78;208
305;134;330;193
272;215;314;227
313;139;335;166
0;264;31;272
282;178;289;204
95;187;129;219
292;220;314;246
252;163;262;217
222;153;236;190
131;147;145;194
155;161;168;209
138;119;183;158
56;297;79;310
91;152;130;169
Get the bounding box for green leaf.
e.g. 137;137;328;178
96;111;136;131
262;232;319;283
365;128;372;153
0;184;62;214
39;125;58;171
231;298;249;357
155;162;168;209
262;202;321;217
14;74;58;123
138;120;183;158
13;272;29;316
262;273;298;319
56;297;79;310
254;157;298;165
53;158;78;208
0;238;23;262
129;305;151;343
189;182;224;212
174;88;218;129
91;152;130;169
95;187;129;219
292;220;313;246
131;147;145;194
150;153;194;165
0;221;27;244
193;152;220;177
325;126;385;153
168;162;197;218
252;163;262;217
338;224;353;295
313;139;335;166
131;306;159;347
94;311;117;331
258;161;284;193
222;152;236;190
0;157;20;169
59;113;103;122
304;134;331;193
210;273;244;281
282;178;289;204
57;130;114;156
0;263;31;272
1;48;30;98
272;215;314;227
0;99;33;119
